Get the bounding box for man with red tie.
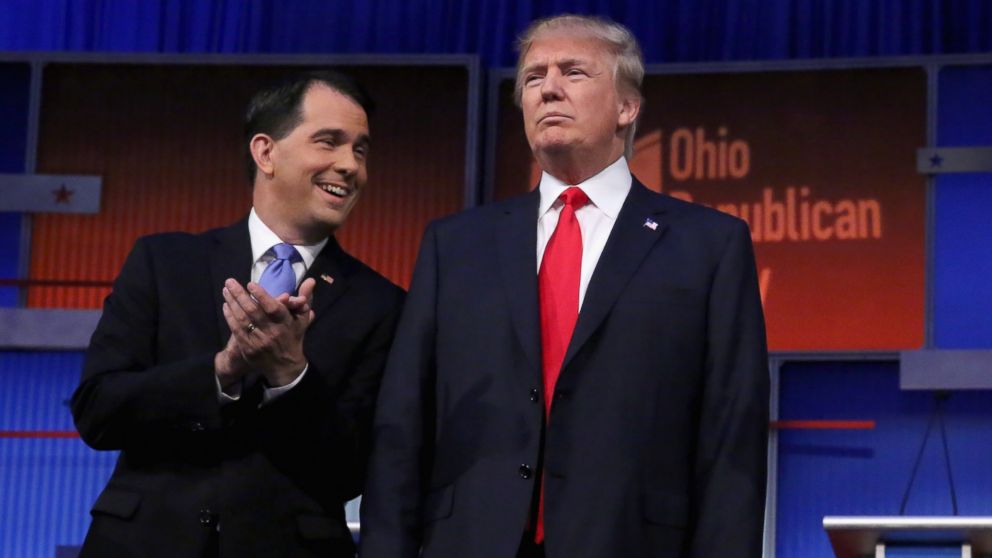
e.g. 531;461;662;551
361;14;769;558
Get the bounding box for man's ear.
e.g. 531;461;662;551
250;133;277;177
617;94;641;129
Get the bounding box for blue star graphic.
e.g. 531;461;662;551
929;154;943;168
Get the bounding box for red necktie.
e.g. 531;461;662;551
535;186;589;543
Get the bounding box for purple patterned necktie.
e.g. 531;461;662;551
258;243;302;297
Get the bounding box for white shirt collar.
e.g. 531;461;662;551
538;156;632;219
247;208;327;269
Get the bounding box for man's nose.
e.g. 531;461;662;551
333;147;359;175
540;72;565;101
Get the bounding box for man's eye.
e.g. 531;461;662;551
320;139;337;147
567;69;586;77
525;74;543;85
354;147;369;159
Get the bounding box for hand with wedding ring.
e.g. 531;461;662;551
215;277;317;389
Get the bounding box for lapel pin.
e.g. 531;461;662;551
320;273;334;285
643;218;659;231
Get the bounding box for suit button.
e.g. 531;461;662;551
199;509;216;528
519;464;533;479
529;388;540;403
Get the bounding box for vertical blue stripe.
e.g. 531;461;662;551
0;63;31;308
776;361;992;557
0;351;117;558
933;65;992;348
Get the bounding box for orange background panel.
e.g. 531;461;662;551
30;63;468;307
495;68;926;351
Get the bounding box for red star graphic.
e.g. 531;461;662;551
52;184;73;204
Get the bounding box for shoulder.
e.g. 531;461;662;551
426;192;536;236
124;230;211;264
120;222;243;273
338;251;406;305
642;187;748;238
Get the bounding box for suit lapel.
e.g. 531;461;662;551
497;190;542;380
561;181;669;370
304;236;351;328
209;219;253;346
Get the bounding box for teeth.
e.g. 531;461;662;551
320;184;349;196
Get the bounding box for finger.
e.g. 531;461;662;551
297;278;316;302
226;279;269;326
224;326;240;349
223;302;260;357
246;282;291;322
284;294;310;314
222;302;249;342
223;288;252;325
286;301;311;315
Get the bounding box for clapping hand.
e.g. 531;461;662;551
215;278;317;388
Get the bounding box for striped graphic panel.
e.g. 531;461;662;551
775;361;992;557
29;63;468;308
0;351;117;558
934;64;992;348
0;62;31;307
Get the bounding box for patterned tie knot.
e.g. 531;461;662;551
560;186;589;210
270;243;302;262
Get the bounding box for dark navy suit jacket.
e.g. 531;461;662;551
361;181;769;557
72;218;404;557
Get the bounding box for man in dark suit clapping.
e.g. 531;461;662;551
73;70;404;557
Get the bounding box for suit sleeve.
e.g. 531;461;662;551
691;219;770;557
71;237;224;450
360;223;439;558
249;293;404;503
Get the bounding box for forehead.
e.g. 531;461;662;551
521;33;612;68
298;84;369;131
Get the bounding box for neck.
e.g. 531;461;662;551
536;144;624;185
253;205;328;246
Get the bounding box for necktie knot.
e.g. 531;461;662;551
559;186;589;210
270;243;301;262
258;243;301;297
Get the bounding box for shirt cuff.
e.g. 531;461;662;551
215;374;242;404
262;364;308;404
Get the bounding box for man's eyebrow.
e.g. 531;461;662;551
521;61;548;74
522;57;591;74
310;128;371;148
557;57;588;67
310;128;346;141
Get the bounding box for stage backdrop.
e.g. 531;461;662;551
492;66;927;351
28;60;472;308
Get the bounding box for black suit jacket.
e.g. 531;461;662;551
72;218;404;558
361;181;769;557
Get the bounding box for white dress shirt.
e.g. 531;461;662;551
537;156;632;309
216;208;328;403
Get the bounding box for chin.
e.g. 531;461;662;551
535;139;577;158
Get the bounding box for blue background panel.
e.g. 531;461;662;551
775;361;992;558
0;351;116;558
933;65;992;348
0;63;31;308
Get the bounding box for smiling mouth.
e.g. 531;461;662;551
317;182;353;199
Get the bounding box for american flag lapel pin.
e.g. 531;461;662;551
643;218;659;231
320;273;334;285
